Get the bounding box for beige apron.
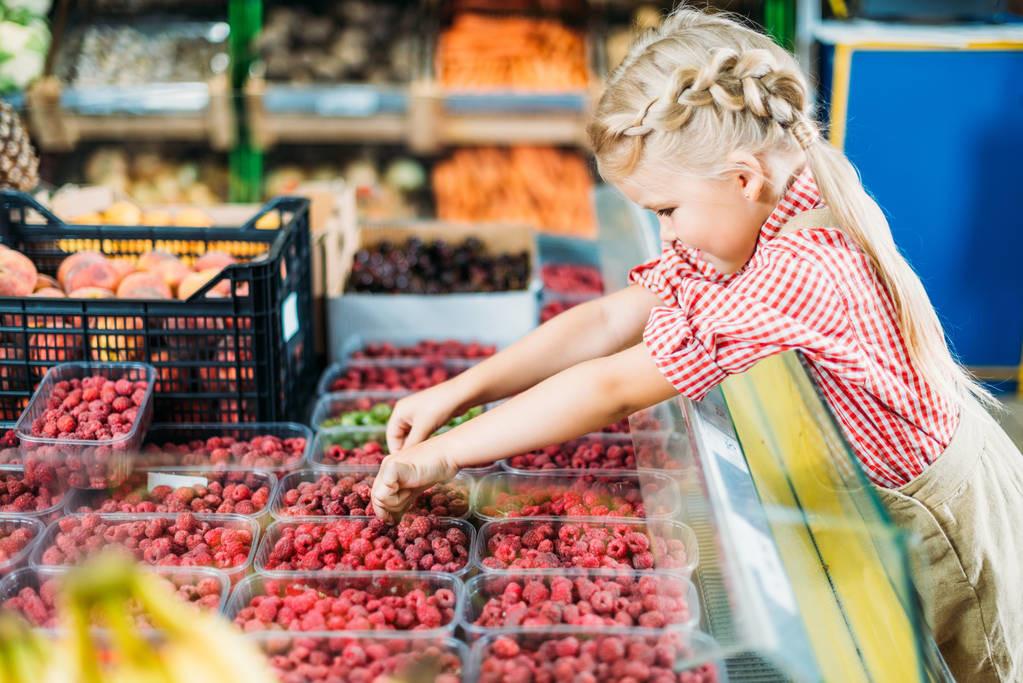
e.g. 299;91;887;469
874;403;1023;681
780;209;1023;680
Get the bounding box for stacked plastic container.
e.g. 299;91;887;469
0;360;320;648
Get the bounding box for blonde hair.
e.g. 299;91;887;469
589;7;992;409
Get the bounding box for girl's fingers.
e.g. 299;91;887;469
386;415;411;454
403;418;438;451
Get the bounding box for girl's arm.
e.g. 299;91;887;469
371;341;678;521
385;284;662;451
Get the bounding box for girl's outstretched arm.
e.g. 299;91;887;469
385;285;662;452
371;341;677;521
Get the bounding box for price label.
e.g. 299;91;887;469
316;89;381;117
730;513;797;614
282;292;299;342
148;472;208;494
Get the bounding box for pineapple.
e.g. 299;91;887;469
0;100;39;192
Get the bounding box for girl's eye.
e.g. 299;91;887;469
656;208;675;218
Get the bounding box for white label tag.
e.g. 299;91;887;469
704;424;748;474
147;472;208;494
282;292;299;342
730;513;797;614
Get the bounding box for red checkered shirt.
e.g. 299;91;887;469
629;169;957;487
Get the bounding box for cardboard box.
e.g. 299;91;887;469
327;220;539;362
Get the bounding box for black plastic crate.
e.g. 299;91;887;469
0;191;317;424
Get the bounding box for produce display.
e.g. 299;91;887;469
140;432;309;473
317;437;388;467
469;572;694;630
437;13;588;90
0;9;49;94
347;236;530;294
434;147;597;236
259;516;471;573
542;263;604;295
274;470;470;519
25;374;147;441
68;469;273;516
476;473;677;519
2;568;225;628
77;146;228;205
0;465;64;515
232;576;459;633
479;519;691;571
0;521;37;565
259;636;462;683
350;339;497;361
0;429;19;464
256;3;416;84
324;360;469;392
37;513;254;571
478;631;720;683
54;21;228;87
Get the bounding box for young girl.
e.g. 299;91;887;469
370;8;1022;679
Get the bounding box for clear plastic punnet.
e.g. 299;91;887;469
461;569;700;640
469;627;727;682
248;631;468;682
271;468;473;520
0;465;67;522
15;361;157;489
225;570;465;637
474;517;699;577
334;333;504;365
310;425;501;477
316;357;477;396
309;390;411;431
30;512;259;583
0;517;44;576
473;471;682;522
63;467;278;519
499;430;691;474
139;422;313;474
0;564;230;629
254;516;476;578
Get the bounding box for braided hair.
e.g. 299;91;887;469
589;7;992;409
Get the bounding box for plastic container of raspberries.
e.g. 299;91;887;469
62;467;278;520
335;334;503;366
30;512;260;583
254;516;477;579
0;423;20;465
139;422;313;475
309;426;501;477
249;631;468;683
315;357;478;396
225;570;465;637
15;362;157;489
498;431;688;475
473;471;682;522
0;464;67;522
469;627;726;683
461;569;700;641
474;517;699;577
270;468;473;520
0;564;231;629
309;390;410;431
0;517;44;575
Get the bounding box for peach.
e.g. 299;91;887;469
104;201;142;226
141;210;173;226
173;208;213;228
32;287;66;298
34;274;60;291
137;250;178;272
67;287;114;298
177;268;230;300
60;252;119;293
57;252;101;287
193;251;236;272
153;260;191;290
70;212;103;224
116;272;172;300
110;259;135;283
0;247;38;296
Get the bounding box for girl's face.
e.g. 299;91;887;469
616;160;778;275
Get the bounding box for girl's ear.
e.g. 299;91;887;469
728;153;767;202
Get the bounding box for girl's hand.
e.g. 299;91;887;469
386;380;473;453
371;447;458;523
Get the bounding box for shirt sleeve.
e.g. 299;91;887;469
641;247;849;401
628;244;707;307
